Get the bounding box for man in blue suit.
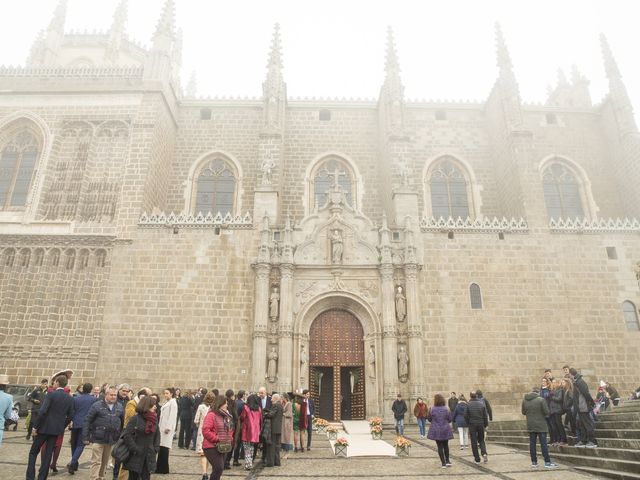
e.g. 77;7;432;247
26;374;74;480
304;389;315;450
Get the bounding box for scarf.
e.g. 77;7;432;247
143;410;157;434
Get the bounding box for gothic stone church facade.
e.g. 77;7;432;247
1;1;640;421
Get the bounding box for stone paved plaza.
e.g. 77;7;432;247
1;425;597;480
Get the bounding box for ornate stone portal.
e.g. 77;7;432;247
250;180;424;420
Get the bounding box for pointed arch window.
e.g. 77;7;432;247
429;158;470;219
470;283;482;309
0;130;40;209
310;157;354;210
542;162;585;220
622;301;639;331
194;158;236;216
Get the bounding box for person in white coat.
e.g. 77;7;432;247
156;388;178;474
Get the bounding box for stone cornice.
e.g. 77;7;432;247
549;217;640;233
139;211;253;230
0;234;116;247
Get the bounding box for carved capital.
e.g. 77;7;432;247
253;263;271;279
382;325;397;338
279;264;294;279
252;324;268;339
278;326;293;337
379;265;394;282
404;264;418;280
407;325;423;337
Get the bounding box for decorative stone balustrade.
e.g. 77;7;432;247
419;216;528;233
138;211;253;229
0;65;144;78
549;217;640;233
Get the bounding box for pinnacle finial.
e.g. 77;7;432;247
570;64;588;85
557;68;568;87
185;71;197;98
600;33;621;79
110;0;128;33
173;27;183;66
48;0;67;34
267;23;283;71
385;26;400;74
152;0;176;49
495;22;512;69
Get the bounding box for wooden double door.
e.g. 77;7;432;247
308;309;365;421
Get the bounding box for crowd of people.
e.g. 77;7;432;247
1;369;317;480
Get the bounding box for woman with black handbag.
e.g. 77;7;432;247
202;395;234;480
121;396;160;480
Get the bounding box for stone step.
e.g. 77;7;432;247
498;442;640;474
599;413;640;423
572;466;640;480
596;420;640;430
596;429;640;439
492;440;640;461
491;432;640;450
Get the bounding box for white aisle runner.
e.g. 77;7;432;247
327;420;396;457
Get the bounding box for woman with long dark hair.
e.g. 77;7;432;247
240;394;262;470
427;393;454;468
156;388;177;474
122;396;160;480
202;395;234;480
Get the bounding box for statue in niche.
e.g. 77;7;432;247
269;286;280;320
395;286;407;323
331;230;343;264
267;347;278;383
367;345;376;379
300;344;307;368
634;261;640;284
261;154;275;186
398;345;409;383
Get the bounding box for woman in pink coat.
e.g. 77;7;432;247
239;394;262;470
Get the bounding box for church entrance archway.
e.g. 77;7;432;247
308;309;365;421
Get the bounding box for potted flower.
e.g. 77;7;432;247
334;437;349;457
368;416;383;427
326;425;339;440
394;436;411;457
313;417;329;433
371;423;383;440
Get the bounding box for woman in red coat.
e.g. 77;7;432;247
202;395;234;480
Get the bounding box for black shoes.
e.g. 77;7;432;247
232;461;241;466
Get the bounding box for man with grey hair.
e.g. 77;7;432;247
265;393;283;467
83;385;124;480
112;384;131;478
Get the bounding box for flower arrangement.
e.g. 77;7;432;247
335;437;349;446
313;418;329;427
393;436;412;448
370;424;383;434
368;416;383;426
326;425;339;433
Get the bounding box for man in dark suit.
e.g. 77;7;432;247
26;374;74;480
303;389;315;450
265;393;283;467
254;387;273;463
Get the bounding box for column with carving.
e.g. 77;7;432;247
251;263;271;391
404;264;424;399
379;216;399;422
277;263;294;392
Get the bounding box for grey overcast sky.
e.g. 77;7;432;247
0;0;638;114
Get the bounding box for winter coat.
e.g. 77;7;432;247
122;414;160;474
159;398;177;449
82;399;124;445
178;396;194;420
392;399;408;420
202;409;233;450
281;401;293;446
448;396;458;413
71;393;98;429
193;403;209;453
573;374;595;413
452;401;468;428
413;402;428;419
426;405;453;441
464;399;488;427
477;394;493;421
521;392;549;433
549;388;564;415
241;404;262;443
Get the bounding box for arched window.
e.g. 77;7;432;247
78;249;90;270
49;248;60;267
542;162;585;220
19;248;30;268
428;158;470;219
64;249;75;271
0;130;40;209
310;157;354;210
95;249;107;268
33;248;44;267
622;301;640;331
194;158;236;215
470;283;482;309
2;248;15;267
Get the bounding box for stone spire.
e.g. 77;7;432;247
104;0;128;64
600;33;637;133
557;68;568;87
185;71;197;98
43;0;67;65
379;26;405;133
27;30;47;66
262;23;286;130
494;22;522;129
151;0;176;53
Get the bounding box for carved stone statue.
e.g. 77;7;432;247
635;261;640;283
367;345;376;379
398;345;409;383
269;286;279;320
300;344;307;367
395;286;406;322
267;346;278;383
331;230;343;264
261;154;275;185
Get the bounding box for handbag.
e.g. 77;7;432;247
216;441;232;453
111;436;131;463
